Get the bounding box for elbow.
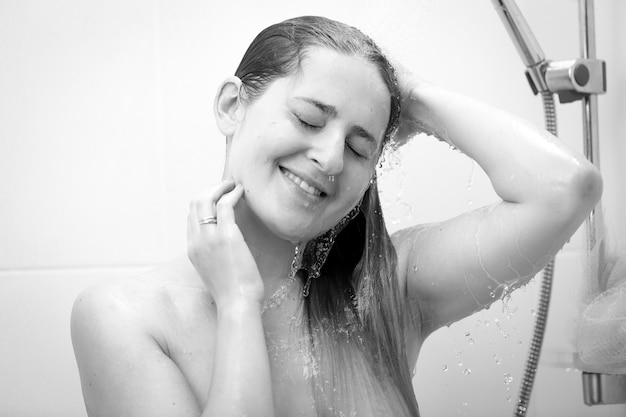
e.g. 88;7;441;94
557;161;603;220
573;162;603;209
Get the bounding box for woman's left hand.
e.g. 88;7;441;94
392;60;436;144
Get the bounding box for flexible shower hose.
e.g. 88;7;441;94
512;91;558;417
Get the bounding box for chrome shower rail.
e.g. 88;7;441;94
490;0;609;414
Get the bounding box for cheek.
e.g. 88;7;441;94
226;141;263;187
228;126;291;184
247;119;296;154
341;169;375;205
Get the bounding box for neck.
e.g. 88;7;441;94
234;200;300;287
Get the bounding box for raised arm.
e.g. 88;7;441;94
392;78;603;336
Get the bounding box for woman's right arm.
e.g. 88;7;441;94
71;181;274;417
204;299;273;416
187;181;275;417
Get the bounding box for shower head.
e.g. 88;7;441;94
491;0;550;93
491;0;545;68
490;0;606;99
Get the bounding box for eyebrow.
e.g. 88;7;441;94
294;96;377;144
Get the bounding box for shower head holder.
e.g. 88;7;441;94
526;58;606;103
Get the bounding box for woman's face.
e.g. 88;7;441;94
227;47;391;242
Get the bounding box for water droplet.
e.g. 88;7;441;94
493;354;502;365
468;338;474;345
504;373;513;385
463;368;471;375
467;160;476;190
442;365;448;372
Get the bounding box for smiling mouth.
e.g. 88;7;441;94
280;168;326;198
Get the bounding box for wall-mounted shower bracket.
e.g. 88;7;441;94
582;372;626;405
525;58;607;103
492;0;619;414
523;62;549;95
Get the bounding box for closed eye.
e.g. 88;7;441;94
347;133;377;160
295;114;322;130
346;142;368;159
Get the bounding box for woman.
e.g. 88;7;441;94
71;16;602;417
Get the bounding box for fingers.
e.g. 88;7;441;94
189;180;235;223
189;180;244;230
215;184;244;228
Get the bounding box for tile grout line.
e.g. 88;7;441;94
0;264;157;276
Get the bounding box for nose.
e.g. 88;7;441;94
308;130;344;175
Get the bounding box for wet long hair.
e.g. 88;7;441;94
234;16;419;416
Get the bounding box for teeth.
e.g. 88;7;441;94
283;170;323;197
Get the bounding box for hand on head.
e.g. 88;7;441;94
390;59;434;144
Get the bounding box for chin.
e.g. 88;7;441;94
270;225;318;244
266;217;330;244
245;197;335;243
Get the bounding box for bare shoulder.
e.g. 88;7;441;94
70;256;215;416
71;256;211;339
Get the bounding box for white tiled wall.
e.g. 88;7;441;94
1;0;624;416
0;267;150;417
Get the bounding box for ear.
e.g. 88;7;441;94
214;76;245;137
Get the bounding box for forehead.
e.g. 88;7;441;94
272;48;392;144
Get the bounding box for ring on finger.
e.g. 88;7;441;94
199;216;218;225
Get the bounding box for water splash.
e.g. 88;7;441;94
494;318;510;340
261;244;302;314
467;161;476;206
504;373;513;386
